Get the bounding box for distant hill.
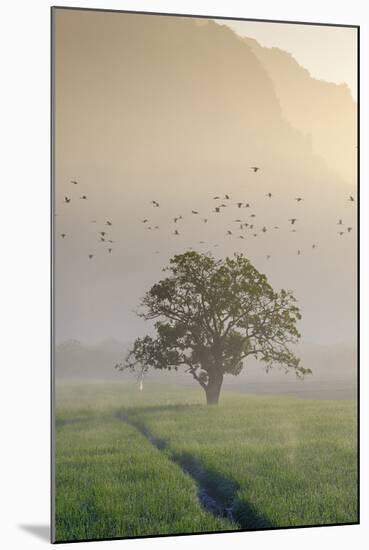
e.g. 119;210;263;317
55;339;129;379
243;36;357;185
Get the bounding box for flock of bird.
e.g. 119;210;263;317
58;166;356;262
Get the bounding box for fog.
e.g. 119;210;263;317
53;9;357;398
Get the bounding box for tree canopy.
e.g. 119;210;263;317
116;251;311;404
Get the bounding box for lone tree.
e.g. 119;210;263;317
116;251;310;404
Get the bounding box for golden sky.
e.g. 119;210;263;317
216;19;358;100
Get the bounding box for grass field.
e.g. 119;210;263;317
54;381;358;542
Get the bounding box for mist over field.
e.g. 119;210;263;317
54;10;357;396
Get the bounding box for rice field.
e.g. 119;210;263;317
54;381;358;542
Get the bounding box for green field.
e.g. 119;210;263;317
54;381;358;542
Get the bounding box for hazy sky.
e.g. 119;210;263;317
216;19;358;100
54;9;357;355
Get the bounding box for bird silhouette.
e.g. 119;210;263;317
213;196;220;199
266;255;271;260
312;244;317;249
192;210;199;214
337;219;343;225
88;254;94;259
80;195;87;200
250;214;256;218
349;196;355;202
91;220;97;223
250;166;260;172
64;197;71;203
262;226;267;233
237;202;243;208
239;235;245;239
297;250;301;255
347;227;353;232
289;218;297;225
227;230;232;235
266;193;272;198
151;201;159;207
214;207;220;213
100;232;106;236
142;219;148;223
174;216;183;223
203;218;208;223
108;248;112;253
71;180;78;185
295;197;303;202
338;231;344;236
244;203;250;208
174;229;179;235
106;221;113;226
60;233;66;238
100;237;105;242
224;194;230;200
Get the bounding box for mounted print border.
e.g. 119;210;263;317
51;6;360;544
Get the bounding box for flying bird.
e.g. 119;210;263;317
250;166;260;172
338;231;344;236
203;218;208;223
289;218;297;225
106;221;113;226
80;195;87;200
347;227;353;232
151;201;159;207
213;196;220;200
312;244;317;249
71;180;78;185
108;248;112;253
214;207;220;213
237;202;243;208
266;193;272;198
349;196;355;202
142;219;148;223
174;229;179;235
64;197;71;203
88;254;94;259
337;219;343;225
262;226;267;233
266;255;271;260
297;250;301;255
244;203;250;208
227;230;232;235
224;194;230;200
100;232;106;236
60;233;66;238
191;210;199;214
295;197;303;202
174;216;183;223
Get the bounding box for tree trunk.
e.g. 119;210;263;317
205;373;223;405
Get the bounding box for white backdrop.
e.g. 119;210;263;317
0;1;367;548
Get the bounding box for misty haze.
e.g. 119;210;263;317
52;8;358;543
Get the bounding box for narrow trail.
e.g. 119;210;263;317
116;409;272;530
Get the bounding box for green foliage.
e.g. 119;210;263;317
116;252;310;402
